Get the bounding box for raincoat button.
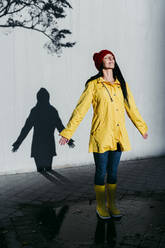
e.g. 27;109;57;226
117;124;119;126
114;94;116;96
116;109;118;111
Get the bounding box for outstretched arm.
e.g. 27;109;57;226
12;110;34;152
55;110;75;148
124;83;148;138
59;81;94;144
55;110;65;133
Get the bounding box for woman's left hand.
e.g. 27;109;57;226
143;133;148;139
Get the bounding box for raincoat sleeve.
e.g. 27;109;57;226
60;81;94;140
125;83;148;136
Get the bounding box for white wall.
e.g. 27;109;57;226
0;0;165;174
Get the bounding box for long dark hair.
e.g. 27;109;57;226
86;61;130;108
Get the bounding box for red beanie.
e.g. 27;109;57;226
93;50;115;71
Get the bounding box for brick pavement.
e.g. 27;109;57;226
0;156;165;247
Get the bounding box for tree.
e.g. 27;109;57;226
0;0;75;55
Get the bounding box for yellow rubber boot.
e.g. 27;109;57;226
94;185;111;220
107;184;122;217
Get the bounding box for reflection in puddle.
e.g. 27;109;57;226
95;217;118;247
36;205;69;241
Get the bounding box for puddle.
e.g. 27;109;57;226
8;192;165;247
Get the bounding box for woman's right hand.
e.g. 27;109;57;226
59;135;69;145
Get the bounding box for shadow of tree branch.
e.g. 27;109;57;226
0;0;76;55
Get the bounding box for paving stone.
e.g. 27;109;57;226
0;156;165;247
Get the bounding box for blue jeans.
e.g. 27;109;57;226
93;143;122;185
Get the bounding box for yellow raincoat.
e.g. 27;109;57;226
60;77;148;152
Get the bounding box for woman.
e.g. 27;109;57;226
59;50;148;219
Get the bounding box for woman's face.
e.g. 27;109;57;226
102;54;115;69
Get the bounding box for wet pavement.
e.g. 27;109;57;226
0;156;165;248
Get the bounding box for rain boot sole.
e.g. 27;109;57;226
96;210;111;220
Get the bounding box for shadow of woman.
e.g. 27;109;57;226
12;88;75;172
